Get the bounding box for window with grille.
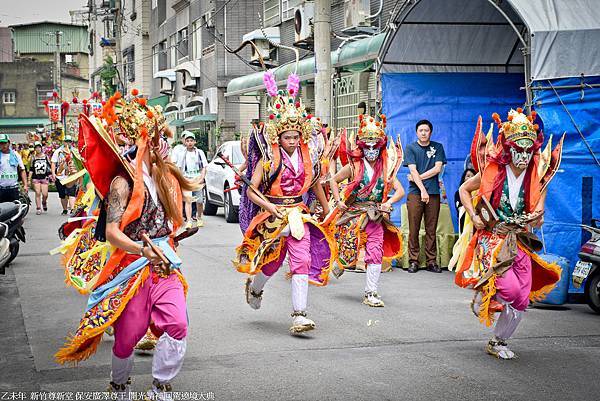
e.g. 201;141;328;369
169;34;177;68
334;74;361;136
281;0;301;21
192;20;202;60
158;40;167;70
123;46;135;82
263;0;280;27
157;0;166;25
36;87;52;107
177;28;188;60
2;92;15;104
152;45;159;74
104;17;116;39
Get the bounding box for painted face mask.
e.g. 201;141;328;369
364;146;380;162
509;138;534;169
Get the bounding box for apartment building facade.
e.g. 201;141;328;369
226;0;403;137
0;22;91;141
149;0;263;153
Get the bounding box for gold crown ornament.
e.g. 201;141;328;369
357;114;387;145
263;71;313;144
101;89;166;141
265;91;313;144
492;108;538;144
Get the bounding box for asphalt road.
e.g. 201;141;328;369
1;193;599;401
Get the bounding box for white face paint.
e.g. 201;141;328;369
364;146;380;162
509;147;533;169
509;138;534;170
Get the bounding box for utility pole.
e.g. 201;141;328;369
52;31;63;97
314;0;332;123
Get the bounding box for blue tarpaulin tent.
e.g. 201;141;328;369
378;0;600;288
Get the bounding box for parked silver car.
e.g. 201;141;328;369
204;141;244;223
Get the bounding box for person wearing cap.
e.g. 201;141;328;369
51;135;79;215
176;131;208;228
0;133;28;203
29;141;52;214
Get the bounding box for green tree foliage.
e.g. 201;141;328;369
100;56;117;97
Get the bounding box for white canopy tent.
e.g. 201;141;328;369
378;0;600;103
376;0;600;276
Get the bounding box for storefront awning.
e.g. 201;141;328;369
0;118;49;127
183;114;217;124
168;119;185;127
148;95;169;108
226;34;385;97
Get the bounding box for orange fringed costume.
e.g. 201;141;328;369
452;109;564;327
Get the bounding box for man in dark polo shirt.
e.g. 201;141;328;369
404;119;447;273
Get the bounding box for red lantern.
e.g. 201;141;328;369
72;97;78;104
52;91;58;98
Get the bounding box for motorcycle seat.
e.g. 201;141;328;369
0;202;19;222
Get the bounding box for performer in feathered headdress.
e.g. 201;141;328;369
54;89;199;399
327;113;404;307
234;71;337;334
451;108;564;359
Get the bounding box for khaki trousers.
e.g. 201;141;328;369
406;193;441;265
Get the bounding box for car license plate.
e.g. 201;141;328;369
572;260;593;289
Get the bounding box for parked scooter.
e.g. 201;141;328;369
0;200;28;275
572;219;600;313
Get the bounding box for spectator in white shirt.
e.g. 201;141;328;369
177;131;208;228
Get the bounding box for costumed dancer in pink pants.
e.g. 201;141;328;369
452;108;564;359
327;113;405;307
55;90;199;400
234;72;337;334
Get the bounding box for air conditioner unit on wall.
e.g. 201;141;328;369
294;2;314;50
343;0;377;35
250;41;278;68
243;28;280;68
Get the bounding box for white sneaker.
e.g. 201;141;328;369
245;278;263;310
185;220;193;230
107;378;131;400
486;337;517;360
147;379;173;401
289;311;315;334
363;291;385;307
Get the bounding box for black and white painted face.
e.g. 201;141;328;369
509;138;534;170
364;145;380;162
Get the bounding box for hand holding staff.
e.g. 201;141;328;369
140;232;171;275
217;152;270;204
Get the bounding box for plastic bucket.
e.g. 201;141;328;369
538;253;570;305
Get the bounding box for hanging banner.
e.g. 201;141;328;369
89;102;102;115
48;103;61;122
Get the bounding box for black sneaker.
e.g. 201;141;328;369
427;263;443;273
407;261;419;273
61;210;67;215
